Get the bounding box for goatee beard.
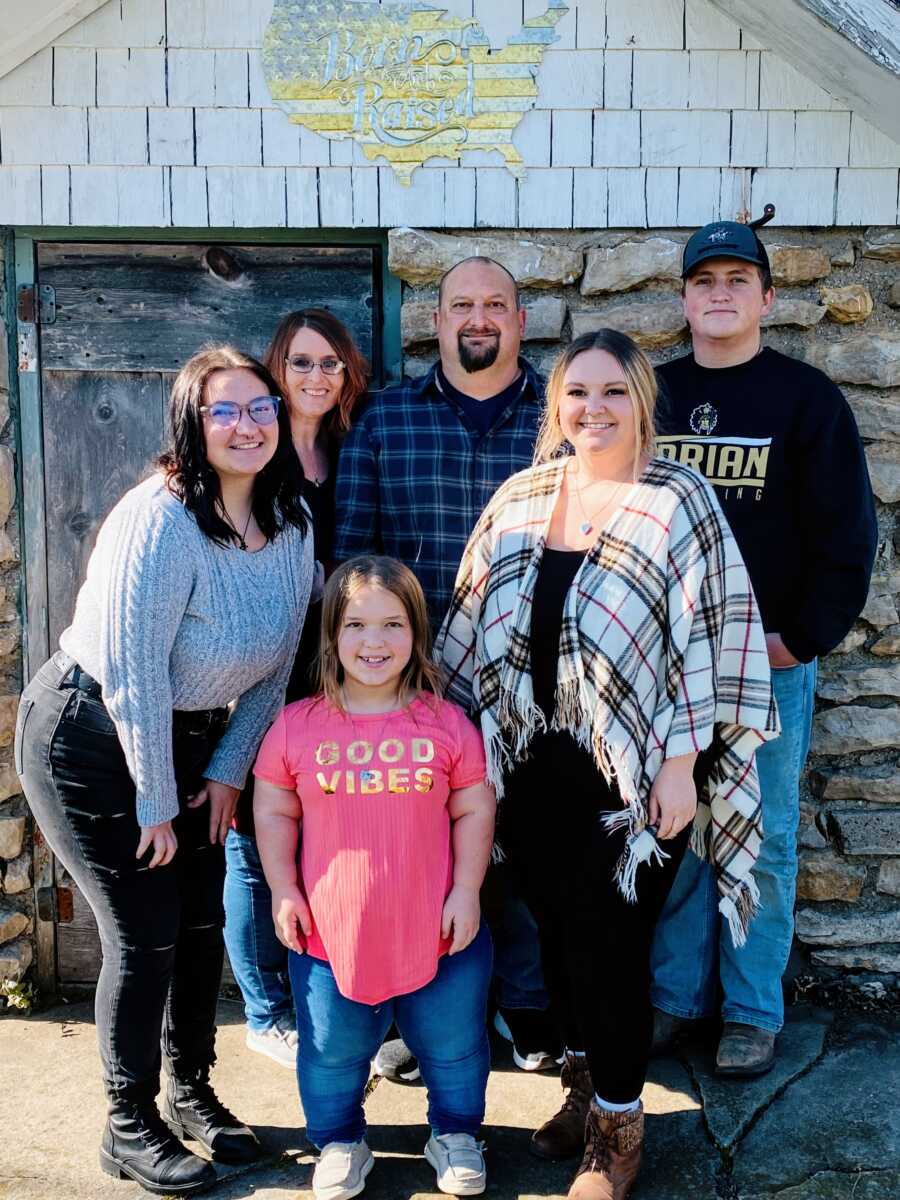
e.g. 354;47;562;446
458;333;500;373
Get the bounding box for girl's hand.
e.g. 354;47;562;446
272;886;312;953
188;779;241;845
649;755;698;840
441;884;481;955
136;820;177;868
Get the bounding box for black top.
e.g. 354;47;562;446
285;465;337;704
435;365;530;438
530;548;586;721
656;348;877;662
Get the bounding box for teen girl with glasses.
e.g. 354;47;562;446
15;345;315;1196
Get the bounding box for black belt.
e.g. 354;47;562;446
59;655;227;734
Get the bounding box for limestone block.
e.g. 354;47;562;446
580;239;682;296
847;391;900;443
571;298;687;350
865;447;900;504
820;284;874;324
0;816;25;860
822;766;898;804
830;240;856;267
0;762;18;804
0;902;29;945
831;628;867;654
1;851;30;895
760;298;826;329
769;246;831;285
816;664;900;702
876;860;900;897
807;336;900;389
796;852;865;901
0;448;14;528
872;626;900;656
400;295;567;348
888;281;900;309
0;936;32;981
863;227;900;261
810;947;900;972
812;705;900;754
387;228;583;288
0;694;18;748
860;592;899;629
831;809;900;857
795;907;900;946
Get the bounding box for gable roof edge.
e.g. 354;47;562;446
0;1;110;81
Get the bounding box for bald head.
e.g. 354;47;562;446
438;256;521;311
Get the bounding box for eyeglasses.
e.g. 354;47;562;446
199;396;280;430
285;355;345;376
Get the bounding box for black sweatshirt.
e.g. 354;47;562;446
656;348;877;662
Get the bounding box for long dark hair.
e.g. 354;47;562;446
264;308;370;439
157;345;308;547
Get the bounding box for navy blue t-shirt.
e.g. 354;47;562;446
436;366;528;437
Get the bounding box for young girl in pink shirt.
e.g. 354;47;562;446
254;556;496;1200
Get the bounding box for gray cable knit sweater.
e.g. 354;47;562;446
59;474;314;827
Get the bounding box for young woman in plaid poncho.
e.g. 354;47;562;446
436;330;779;1200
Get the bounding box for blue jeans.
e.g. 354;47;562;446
290;922;492;1148
650;660;817;1033
492;887;549;1010
223;830;293;1032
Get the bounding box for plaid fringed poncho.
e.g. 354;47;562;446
436;457;780;947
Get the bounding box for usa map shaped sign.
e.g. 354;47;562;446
262;0;569;184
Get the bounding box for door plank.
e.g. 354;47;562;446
38;243;377;375
42;371;166;649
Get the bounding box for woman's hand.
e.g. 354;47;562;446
766;633;800;668
188;779;241;845
441;884;481;955
272;885;312;953
649;754;698;840
136;820;177;868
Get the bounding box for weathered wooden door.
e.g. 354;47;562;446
33;240;380;984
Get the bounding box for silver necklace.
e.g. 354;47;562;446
571;467;627;537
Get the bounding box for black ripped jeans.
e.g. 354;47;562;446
16;652;229;1105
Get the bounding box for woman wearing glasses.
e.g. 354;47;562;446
224;310;370;1069
15;346;315;1196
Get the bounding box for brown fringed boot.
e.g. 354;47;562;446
567;1099;644;1200
530;1052;593;1160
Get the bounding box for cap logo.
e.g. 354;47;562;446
707;227;730;243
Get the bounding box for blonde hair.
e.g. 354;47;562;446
534;330;658;478
315;556;443;710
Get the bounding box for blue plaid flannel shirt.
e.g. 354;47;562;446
334;358;545;628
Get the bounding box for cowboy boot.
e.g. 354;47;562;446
530;1052;593;1160
567;1099;644;1200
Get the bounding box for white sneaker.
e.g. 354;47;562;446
245;1017;298;1069
424;1133;487;1196
312;1139;374;1200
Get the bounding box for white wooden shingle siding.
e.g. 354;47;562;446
0;0;897;228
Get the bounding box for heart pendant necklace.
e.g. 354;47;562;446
572;466;627;538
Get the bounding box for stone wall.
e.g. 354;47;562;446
392;223;900;985
0;231;31;989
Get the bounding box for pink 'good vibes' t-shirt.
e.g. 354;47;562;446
254;694;487;1005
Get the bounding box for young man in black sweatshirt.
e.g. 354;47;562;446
650;221;877;1076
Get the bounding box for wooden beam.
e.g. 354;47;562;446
708;0;900;145
0;0;110;81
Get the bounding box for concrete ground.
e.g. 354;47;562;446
1;999;898;1200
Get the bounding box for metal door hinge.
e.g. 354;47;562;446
17;284;56;326
37;886;74;923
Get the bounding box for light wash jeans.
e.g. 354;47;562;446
289;922;492;1148
650;660;817;1034
223;830;293;1032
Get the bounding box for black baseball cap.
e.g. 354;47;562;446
682;221;770;278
